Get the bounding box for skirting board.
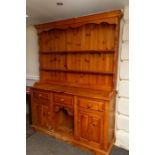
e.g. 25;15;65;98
26;75;39;80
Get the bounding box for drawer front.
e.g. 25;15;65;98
53;93;73;106
78;98;104;112
33;90;50;102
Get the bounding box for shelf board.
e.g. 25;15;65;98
40;50;115;54
40;68;114;75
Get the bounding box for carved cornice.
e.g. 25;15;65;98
35;10;123;33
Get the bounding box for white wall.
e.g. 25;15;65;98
26;26;39;86
26;6;129;150
115;5;129;150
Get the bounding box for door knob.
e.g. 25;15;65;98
39;94;42;97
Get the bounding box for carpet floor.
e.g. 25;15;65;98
26;132;129;155
26;116;35;138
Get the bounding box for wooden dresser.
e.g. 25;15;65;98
30;10;122;155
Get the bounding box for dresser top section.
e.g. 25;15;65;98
32;83;115;101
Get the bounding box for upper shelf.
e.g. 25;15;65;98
40;50;115;54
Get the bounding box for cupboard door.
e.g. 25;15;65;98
88;116;102;145
77;111;103;147
31;102;41;127
31;100;53;130
40;104;53;130
78;112;89;141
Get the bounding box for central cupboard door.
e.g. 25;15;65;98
77;111;104;148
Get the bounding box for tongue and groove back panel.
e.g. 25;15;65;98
39;24;115;52
37;13;120;92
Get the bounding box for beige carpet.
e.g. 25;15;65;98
26;132;129;155
27;132;93;155
26;115;35;138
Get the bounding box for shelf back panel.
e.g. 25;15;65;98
40;53;114;73
39;23;115;52
40;71;113;91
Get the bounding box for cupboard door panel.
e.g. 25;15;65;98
31;89;53;130
31;102;41;126
80;113;89;140
77;111;104;148
41;104;52;130
89;116;101;144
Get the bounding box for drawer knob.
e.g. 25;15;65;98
92;123;96;127
39;94;42;97
87;104;91;108
78;119;81;123
60;98;64;102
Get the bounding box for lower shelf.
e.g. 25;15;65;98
32;125;115;155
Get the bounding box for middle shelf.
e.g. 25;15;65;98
40;52;114;75
39;50;115;54
40;68;114;75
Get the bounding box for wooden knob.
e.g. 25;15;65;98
39;94;42;97
87;104;91;108
92;123;96;127
60;98;64;102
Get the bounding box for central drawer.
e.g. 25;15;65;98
53;93;73;106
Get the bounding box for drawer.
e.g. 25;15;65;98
53;93;73;106
33;90;50;102
78;98;104;112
